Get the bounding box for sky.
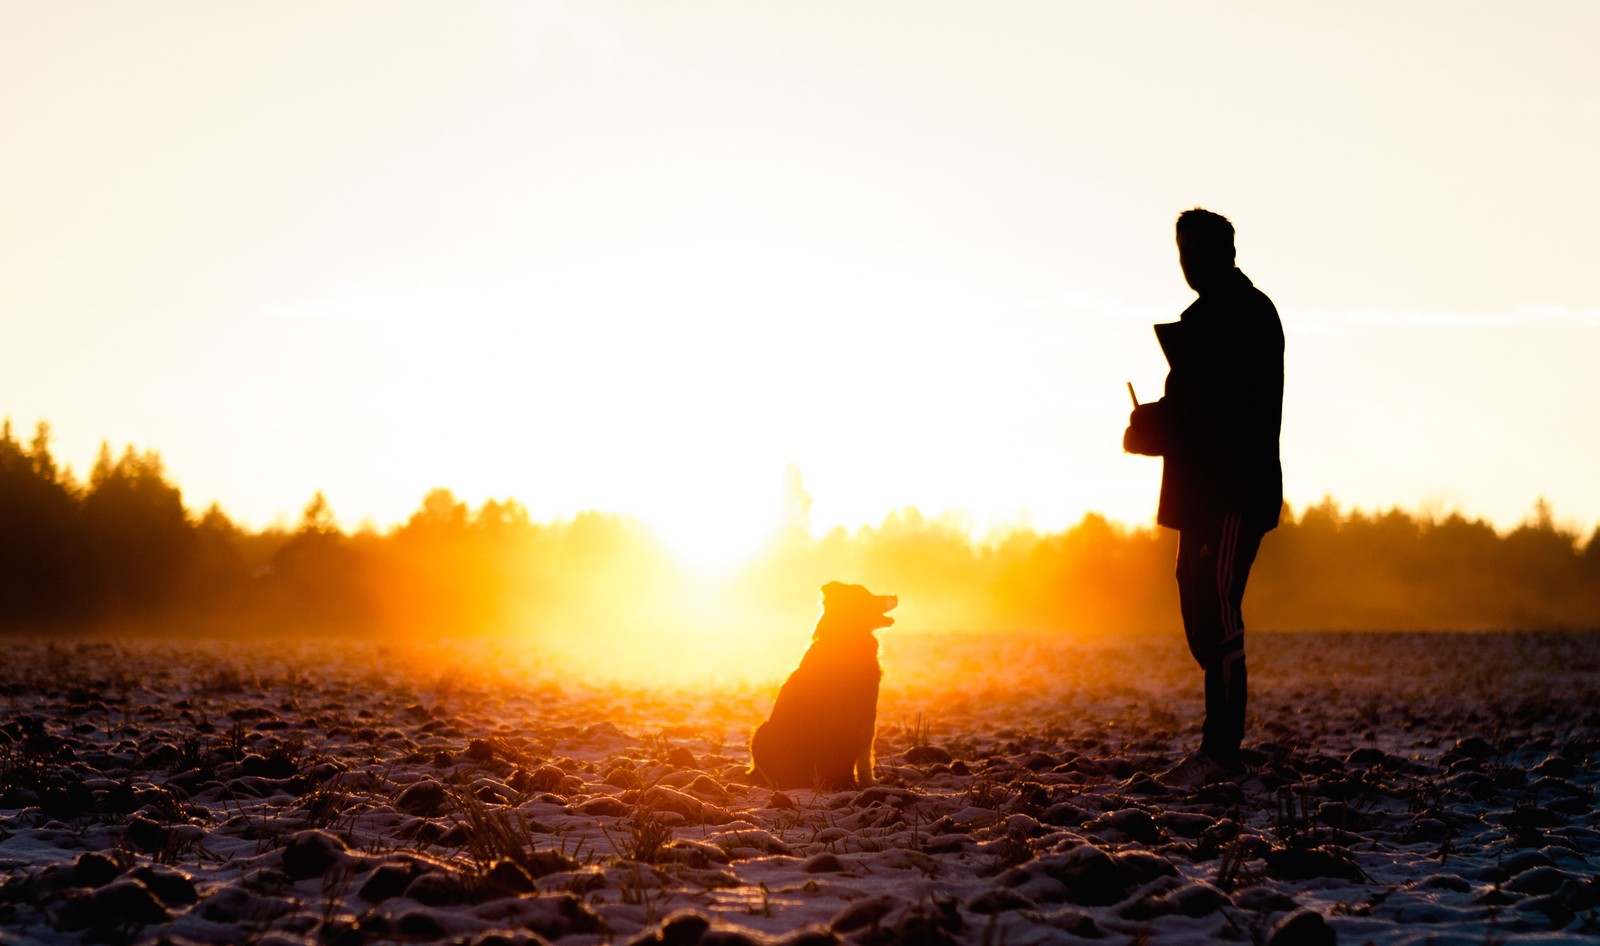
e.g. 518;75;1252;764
3;1;1597;563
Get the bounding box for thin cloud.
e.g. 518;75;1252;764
1292;304;1600;334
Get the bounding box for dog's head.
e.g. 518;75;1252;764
814;581;897;638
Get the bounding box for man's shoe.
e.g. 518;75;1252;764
1159;749;1242;788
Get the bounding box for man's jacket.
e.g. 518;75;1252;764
1125;269;1284;533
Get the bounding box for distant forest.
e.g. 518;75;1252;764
3;420;1598;637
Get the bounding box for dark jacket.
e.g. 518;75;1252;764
1125;269;1283;533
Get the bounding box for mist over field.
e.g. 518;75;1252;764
4;421;1597;690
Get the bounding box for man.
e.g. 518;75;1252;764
1124;208;1283;787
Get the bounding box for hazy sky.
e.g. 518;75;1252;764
3;1;1596;561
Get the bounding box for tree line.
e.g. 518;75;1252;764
2;420;1597;637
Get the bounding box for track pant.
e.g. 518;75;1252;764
1176;511;1264;764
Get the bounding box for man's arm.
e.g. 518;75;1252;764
1124;400;1169;455
1126;320;1193;456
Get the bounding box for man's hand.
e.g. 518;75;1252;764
1124;402;1166;456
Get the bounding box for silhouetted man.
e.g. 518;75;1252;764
1124;208;1283;787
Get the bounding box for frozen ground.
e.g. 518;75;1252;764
2;630;1599;945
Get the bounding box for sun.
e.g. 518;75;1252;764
645;492;779;576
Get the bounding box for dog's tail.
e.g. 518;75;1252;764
743;725;773;787
735;761;775;788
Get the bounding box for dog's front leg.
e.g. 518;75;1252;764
855;733;875;787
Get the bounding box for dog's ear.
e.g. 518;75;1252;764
819;581;848;607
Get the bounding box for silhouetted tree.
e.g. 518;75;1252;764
263;492;373;629
185;503;251;612
79;442;196;620
3;419;1599;638
0;421;81;626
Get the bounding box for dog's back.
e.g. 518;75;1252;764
750;582;894;790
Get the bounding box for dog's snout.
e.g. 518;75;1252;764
879;595;898;612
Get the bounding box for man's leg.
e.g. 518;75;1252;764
1176;511;1264;766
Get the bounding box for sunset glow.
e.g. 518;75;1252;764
5;11;1600;943
3;1;1597;553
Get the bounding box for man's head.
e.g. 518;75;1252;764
1175;208;1236;294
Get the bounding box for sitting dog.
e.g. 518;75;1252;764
749;582;896;790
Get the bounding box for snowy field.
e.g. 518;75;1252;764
2;630;1599;945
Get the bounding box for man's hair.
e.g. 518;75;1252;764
1175;208;1235;248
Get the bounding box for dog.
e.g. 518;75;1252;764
748;581;896;790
